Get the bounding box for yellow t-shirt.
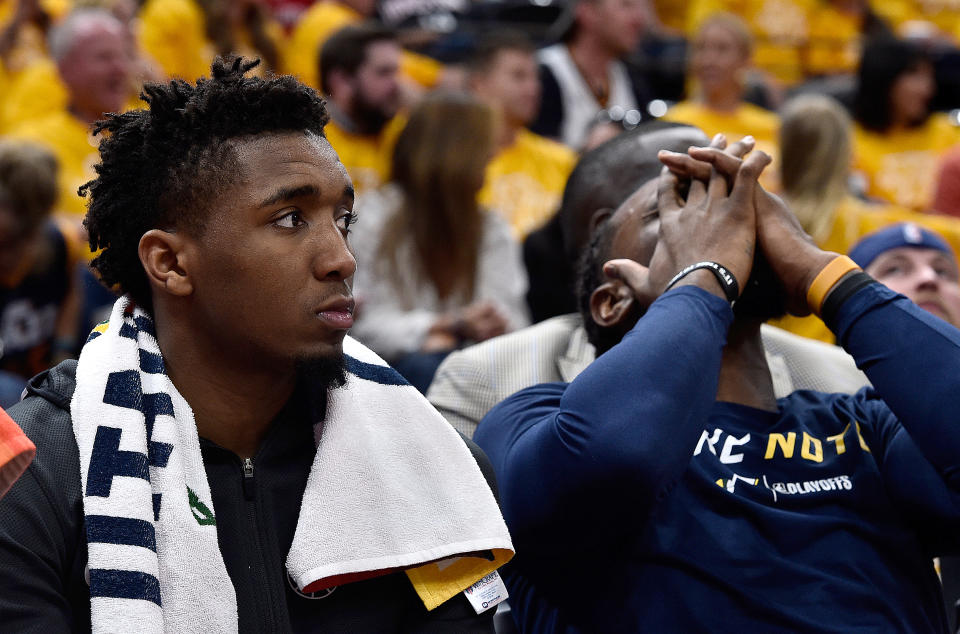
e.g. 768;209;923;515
0;58;67;133
853;114;960;211
686;0;813;84
803;4;862;77
284;0;442;91
663;100;781;190
478;129;576;241
770;197;960;342
138;0;212;82
324;116;406;195
7;110;98;220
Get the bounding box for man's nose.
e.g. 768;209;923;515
313;228;357;281
914;265;941;289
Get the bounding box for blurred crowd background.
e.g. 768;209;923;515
4;0;960;400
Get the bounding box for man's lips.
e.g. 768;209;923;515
317;298;355;329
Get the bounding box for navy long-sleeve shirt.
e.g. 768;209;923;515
475;284;960;633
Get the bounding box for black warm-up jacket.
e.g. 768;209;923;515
0;361;497;633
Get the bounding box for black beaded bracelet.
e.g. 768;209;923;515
664;261;739;304
820;271;876;325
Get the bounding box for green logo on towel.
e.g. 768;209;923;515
187;486;216;525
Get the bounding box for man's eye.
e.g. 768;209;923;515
274;211;305;228
336;212;357;232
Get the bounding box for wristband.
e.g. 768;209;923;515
664;261;739;304
820;271;876;325
806;255;861;315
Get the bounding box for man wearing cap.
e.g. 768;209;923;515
530;0;651;150
850;222;960;328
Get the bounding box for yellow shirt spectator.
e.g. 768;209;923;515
478;129;576;241
663;100;780;189
853;114;960;211
7;110;97;220
686;0;813;84
324;115;405;195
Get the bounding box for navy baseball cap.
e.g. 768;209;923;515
849;223;955;269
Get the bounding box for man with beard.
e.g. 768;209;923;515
318;23;405;195
0;58;513;631
476;140;960;632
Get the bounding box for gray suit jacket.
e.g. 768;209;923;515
427;314;871;438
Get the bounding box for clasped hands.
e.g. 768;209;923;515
605;134;837;316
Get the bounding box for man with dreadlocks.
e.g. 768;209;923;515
0;58;513;632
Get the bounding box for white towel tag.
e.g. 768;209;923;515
463;571;509;614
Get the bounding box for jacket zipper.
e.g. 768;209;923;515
242;457;255;500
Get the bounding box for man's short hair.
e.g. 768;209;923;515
0;141;58;231
319;23;397;96
468;29;535;75
82;57;329;311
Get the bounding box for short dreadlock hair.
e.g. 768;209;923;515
82;57;329;311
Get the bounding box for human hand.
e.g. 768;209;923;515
645;145;770;301
662;141;837;314
456;301;509;342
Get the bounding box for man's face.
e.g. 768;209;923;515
473;49;540;128
58;18;130;117
581;0;646;56
351;40;401;132
607;179;660;268
866;246;960;326
691;23;748;96
185;132;357;368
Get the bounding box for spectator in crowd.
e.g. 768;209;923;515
530;0;650;150
6;8;130;220
0;0;61;131
138;0;283;81
477;140;960;632
285;0;444;93
0;141;82;408
351;93;528;392
318;23;406;194
852;36;960;211
663;12;780;190
468;30;577;241
524;120;704;322
429;135;868;438
770;93;960;344
685;0;808;85
0;57;512;631
850;222;960;328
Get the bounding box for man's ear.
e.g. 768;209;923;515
139;229;194;298
588;208;613;237
589;279;636;328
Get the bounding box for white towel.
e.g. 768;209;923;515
72;298;513;633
